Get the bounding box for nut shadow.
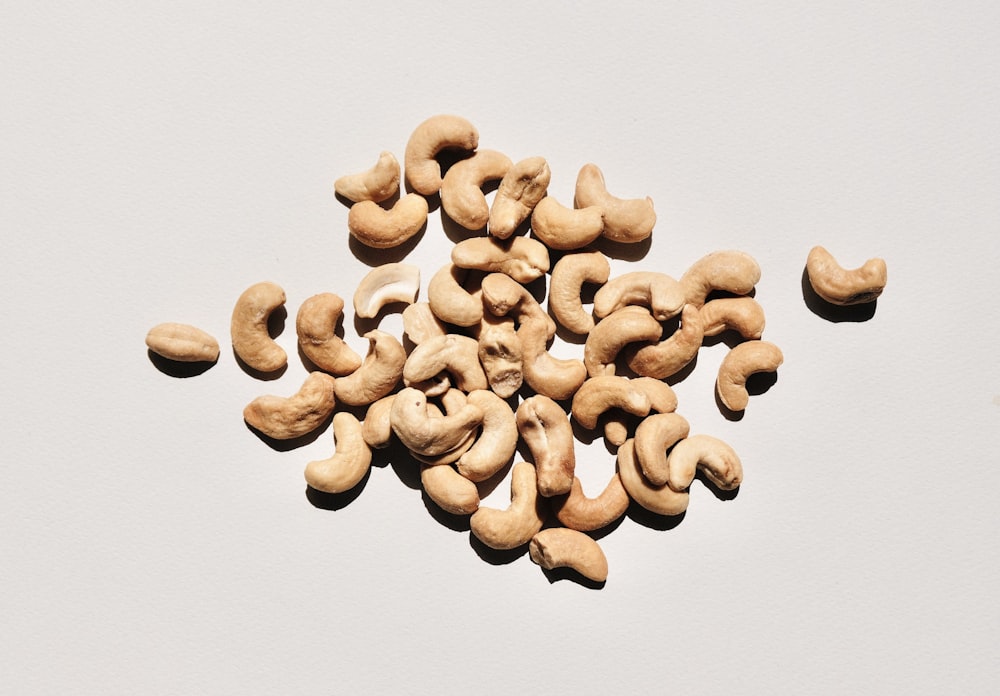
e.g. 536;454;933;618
539;566;606;590
468;534;527;566
625;499;686;532
696;471;740;502
304;467;371;511
348;221;427;266
801;267;877;322
245;411;333;452
591;234;652;263
147;349;218;378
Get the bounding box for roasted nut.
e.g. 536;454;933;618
529;528;609;583
584;305;664;377
333;330;406;406
574;163;655;243
700;297;766;339
304;412;372;494
571;375;651;431
440;148;512;230
552;475;629;532
470;461;547;550
806;245;887;305
353;263;420;319
593;271;685;321
427;263;483;327
347;193;429;249
390;387;483;457
530;196;605;250
421;463;479;515
666;434;743;492
361;394;396;449
404;114;479;196
488;156;550;238
231;280;287;373
679;250;761;308
243;372;336;440
403;334;488;393
617;438;689;517
625;304;705;379
334;150;400;203
146;322;219;363
401;302;448;345
716;340;784;412
633;412;691;487
548;250;611;334
516;395;576;497
451;236;550;283
475;313;523;398
296;293;363;375
457;389;518;482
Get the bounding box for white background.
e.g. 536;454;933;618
3;2;999;693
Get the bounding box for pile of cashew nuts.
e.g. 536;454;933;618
146;114;887;586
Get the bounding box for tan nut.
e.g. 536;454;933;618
666;434;743;492
390;387;483;457
573;163;656;243
476;313;523;398
617;438;689;517
529;528;608;583
296;293;363;375
625;304;705;379
361;394;396;449
403;334;488;393
146;322;220;363
410;394;478;466
552;474;629;532
231;280;287;373
700;297;766;339
401;302;448;345
806;245;887;305
679;250;761;308
518;314;588;401
334;150;400;203
716;340;784;412
470;461;547;550
404;114;479;196
633;412;691;487
530;196;604;250
488;156;551;239
353;263;420;319
571;375;651;431
516;395;576;497
440;149;512;230
304;412;372;494
548;250;611;334
427;263;483;327
593;271;685;321
333;330;406;406
457;389;518;483
421;463;479;515
243;372;336;440
602;377;678;446
583;305;663;377
480;272;556;340
451;236;550;284
347;193;428;249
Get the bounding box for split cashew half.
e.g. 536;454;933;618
440;148;512;230
806;245;887;305
470;461;547;550
146;323;219;363
333;330;406;406
549;250;611;334
296;293;363;375
716;340;784;412
489;156;551;239
347;193;428;249
574;163;656;243
530;196;604;250
243;372;336;440
304;412;372;494
334;151;400;203
354;263;420;319
529;528;609;583
231;280;287;373
666;434;743;492
516;395;576;497
404;114;479;196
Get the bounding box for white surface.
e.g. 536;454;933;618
3;2;999;693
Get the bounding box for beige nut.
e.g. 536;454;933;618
716;340;784;412
347;193;428;249
353;263;420;319
480;272;556;340
390;387;483;457
571;375;651;431
679;250;761;308
440;149;512;230
457;389;518;483
602;377;678;446
548;250;611;334
410;394;479;466
700;297;766;339
231;280;287;373
516;395;576;497
625;304;705;379
530;196;604;250
488;156;551;239
361;394;396;449
633;412;691;487
617;438;689;517
476;313;523;398
470;461;547;550
583;305;663;377
451;236;550;284
806;245;887;305
146;322;220;363
593;271;685;321
666;434;743;492
421;463;479;515
404;114;479;196
573;163;656;243
401;302;448;345
296;293;363;375
552;474;629;532
427;263;483;327
518;313;588;401
403;334;488;393
334;150;400;203
243;372;336;440
529;528;609;583
333;330;406;406
304;412;372;494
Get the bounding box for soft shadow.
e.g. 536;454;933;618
387;441;422;490
801;267;877;322
334;187;401;210
625;499;686;531
353;302;411;336
304;467;371;510
147;350;217;378
245;411;333;452
468;534;527;566
696;472;740;502
421;491;472;531
591;234;652;263
539;566;606;590
474;459;513;500
441;207;484;243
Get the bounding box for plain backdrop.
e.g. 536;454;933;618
2;2;999;694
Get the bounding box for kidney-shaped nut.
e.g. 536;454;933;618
403;334;488;393
571;376;651;431
480;272;556;340
679;250;761;308
390;387;483;457
633;412;691;487
347;193;428;249
231;280;287;373
427;263;483;327
296;293;363;375
574;163;656;243
489;156;551;239
401;302;448;346
716;340;784;412
625;304;705;380
593;271;685;321
476;313;523;398
516;395;576;497
404;114;479;196
334;150;400;203
361;394;396;449
243;372;336;440
666;434;743;492
146;322;220;363
806;245;887;305
602;375;680;446
518;315;588;401
583;305;663;377
530;196;605;250
408;392;478;466
353;262;420;319
552;474;630;532
548;250;611;334
457;389;518;483
440;149;512;230
470;461;547;550
529;528;609;583
304;412;372;494
421;463;480;515
333;330;406;406
451;236;550;284
617;438;689;517
700;297;766;339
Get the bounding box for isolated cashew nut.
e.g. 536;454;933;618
347;193;429;249
516;395;576;497
243;372;336;440
489;156;550;239
353;263;420;319
304;412;372;494
529;528;609;583
716;340;784;412
679;250;761;308
806;245;887;305
548;250;611;334
404;114;479;196
333;330;406;406
666;434;743;492
334;150;400;203
146;323;220;363
573;163;656;243
530;196;604;250
440;148;512;230
470;461;547;550
296;293;363;375
231;280;287;373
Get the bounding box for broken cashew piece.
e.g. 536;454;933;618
529;528;609;583
716;340;784;412
549;250;611;334
404;114;479;196
633;412;691;487
679;250;761;308
296;293;363;375
573;163;656;243
666;434;743;493
427;263;483;327
421;463;479;515
617;438;689;517
700;297;766;339
451;236;550;283
243;372;336;440
231;280;287;373
516;395;576;497
347;193;428;249
584;305;663;377
530;196;604;250
625;304;705;380
304;412;372;494
457;389;518;483
806;245;887;305
440;148;512;230
552;474;629;532
353;263;420;319
593;271;685;321
334;150;400;203
476;313;523;398
403;334;488;393
470;461;547;550
390;387;483;457
146;323;219;363
489;156;551;239
333;330;406;406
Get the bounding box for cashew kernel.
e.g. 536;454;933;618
421;463;479;515
489;156;550;239
451;236;550;284
469;461;547;550
347;193;428;249
404;114;479;196
361;394;396;449
633;412;691;487
548;250;611;334
552;474;629;532
617;438;689;517
716;340;784;412
231;280;287;373
573;163;656;243
679;250;761;308
666;434;743;492
401;302;448;346
625;304;705;380
529;528;609;583
700;297;766;339
390;387;483;457
353;263;420;319
593;271;685;321
475;313;523;398
456;389;518;483
333;330;406;406
530;196;604;250
571;375;651;431
516;395;576;497
583;305;663;377
440;148;512;230
243;372;336;440
304;412;372;494
296;293;363;375
334;150;400;203
427;263;483;327
146;322;219;363
403;334;488;393
806;245;887;305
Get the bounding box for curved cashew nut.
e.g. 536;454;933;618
583;305;663;377
361;394;396;449
571;376;651;431
427;263;483;327
410;393;478;465
470;461;547;550
593;271;685;321
602;377;678;446
333;330;406;406
633;412;691;487
806;245;887;305
529;528;609;583
440;149;512;230
480;272;556;340
353;263;420;319
552;474;629;532
666;434;743;492
296;293;363;376
700;297;766;339
625;304;705;379
401;302;448;345
404;114;479;196
146;323;220;363
617;438;689;517
347;193;428;249
304;412;372;494
421;463;479;515
530;196;604;250
231;280;287;373
403;333;488;392
573;163;656;243
390;387;483;457
243;371;336;440
476;313;523;398
451;236;550;283
517;313;587;401
549;250;610;334
679;250;761;308
489;156;551;239
516;395;576;497
456;389;518;483
716;340;784;411
334;150;400;203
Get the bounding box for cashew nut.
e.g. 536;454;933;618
470;461;547;550
451;236;550;284
146;322;219;363
243;372;336;440
334;150;400;203
231;280;287;373
296;293;363;375
806;245;887;305
353;263;420;319
390;387;483;457
716;340;784;412
476;313;523;398
404;114;479;196
625;304;705;379
479;271;556;341
573;163;656;243
528;528;609;583
571;376;651;431
666;434;743;492
529;196;604;250
548;250;611;334
304;412;372;494
401;302;448;346
602;377;678;446
410;393;479;465
583;305;663;377
456;389;518;483
552;474;629;532
421;463;479;515
427;263;483;327
440;149;512;230
679;250;761;308
617;438;689;517
361;394;396;449
403;334;488;393
488;156;550;239
700;297;766;339
333;330;406;406
516;395;576;497
593;271;685;321
633;412;691;487
347;193;428;249
519;314;588;401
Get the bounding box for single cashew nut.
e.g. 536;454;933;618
440;149;512;230
519;314;588;401
602;377;679;446
231;280;287;373
470;461;547;550
716;340;784;412
353;262;421;319
806;245;887;305
516;395;576;497
593;271;685;321
334;150;400;203
573;163;656;243
403;334;488;392
700;297;766;339
457;389;518;483
304;412;372;493
296;293;363;375
552;474;629;532
390;387;483;457
476;313;523;398
146;322;220;363
410;392;479;466
333;330;406;406
530;196;604;250
361;394;396;449
421;463;480;515
489;156;551;239
548;250;611;334
679;250;761;308
479;272;556;340
625;304;705;379
243;372;336;440
583;305;663;377
666;434;743;492
401;302;448;345
571;375;651;431
404;114;479;196
633;412;691;487
451;236;550;283
617;438;689;517
529;528;609;583
427;263;483;327
347;193;428;249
